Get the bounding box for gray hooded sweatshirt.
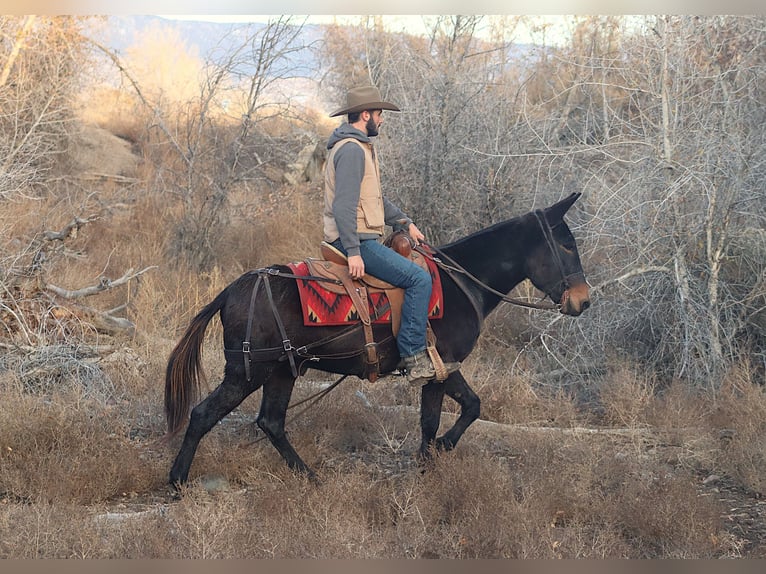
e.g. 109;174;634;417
326;123;411;257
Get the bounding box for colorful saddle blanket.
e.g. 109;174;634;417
288;258;444;327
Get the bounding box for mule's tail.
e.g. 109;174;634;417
164;287;229;437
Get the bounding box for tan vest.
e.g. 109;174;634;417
323;138;385;242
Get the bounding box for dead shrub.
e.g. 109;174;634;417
0;502;103;558
0;384;163;505
460;355;582;427
705;363;766;495
77;87;147;145
615;470;722;557
235;469;393;558
598;361;656;428
233;184;324;267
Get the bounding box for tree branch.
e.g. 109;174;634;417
42;215;98;241
45;266;157;299
589;265;673;294
0;16;36;90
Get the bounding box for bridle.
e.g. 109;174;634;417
416;210;579;315
532;209;583;297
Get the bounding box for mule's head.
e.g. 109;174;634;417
525;193;591;316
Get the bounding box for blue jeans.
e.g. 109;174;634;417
331;238;431;358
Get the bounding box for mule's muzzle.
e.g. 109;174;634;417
559;280;591;316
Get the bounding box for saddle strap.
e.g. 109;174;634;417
242;271;299;381
425;323;449;381
243;273;263;382
262;274;299;379
386;288;405;337
336;273;379;382
358;284;380;383
336;272;371;325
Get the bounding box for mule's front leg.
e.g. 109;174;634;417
435;370;480;452
417;379;446;461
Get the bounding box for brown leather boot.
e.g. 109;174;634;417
404;351;460;386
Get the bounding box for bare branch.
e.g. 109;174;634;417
0;16;36;89
74;304;136;334
88;39;189;164
45;266;157;299
42;215;98;241
590;266;673;294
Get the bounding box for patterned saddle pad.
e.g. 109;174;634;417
287;258;443;326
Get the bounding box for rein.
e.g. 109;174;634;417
235;212;571;419
239;374;351;448
415;242;560;312
415;210;578;314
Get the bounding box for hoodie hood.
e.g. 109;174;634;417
327;123;370;150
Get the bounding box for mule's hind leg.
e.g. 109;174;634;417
256;366;316;480
169;368;256;485
434;370;480;452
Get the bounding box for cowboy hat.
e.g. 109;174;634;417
329;85;401;117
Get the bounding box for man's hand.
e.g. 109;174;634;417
408;222;426;245
347;254;365;279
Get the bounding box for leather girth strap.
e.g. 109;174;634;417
334;272;380;382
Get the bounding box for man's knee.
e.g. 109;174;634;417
404;266;431;296
415;266;432;288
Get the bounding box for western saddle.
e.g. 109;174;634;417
308;233;448;383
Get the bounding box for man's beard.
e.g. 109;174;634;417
366;115;379;137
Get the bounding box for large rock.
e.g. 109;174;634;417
68;124;140;178
283;141;326;185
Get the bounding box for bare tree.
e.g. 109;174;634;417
511;16;766;387
321;16;526;241
320;15;766;388
0;16;91;200
97;17;310;269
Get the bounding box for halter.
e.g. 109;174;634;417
532;209;582;295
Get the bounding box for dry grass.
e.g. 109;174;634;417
0;368;755;558
77;87;148;145
1;344;762;557
1;119;765;559
705;363;766;495
1;350;763;558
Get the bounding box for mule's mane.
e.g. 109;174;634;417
437;211;534;253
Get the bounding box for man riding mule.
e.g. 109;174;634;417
323;85;459;385
164;188;591;485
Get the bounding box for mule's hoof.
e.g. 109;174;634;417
435;436;456;452
165;480;185;500
415;447;436;470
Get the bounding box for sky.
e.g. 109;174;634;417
157;14;573;45
163;15;438;31
7;0;766;15
160;15;447;36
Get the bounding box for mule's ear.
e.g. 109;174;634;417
545;192;581;223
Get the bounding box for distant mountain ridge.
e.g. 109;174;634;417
92;15;533;80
